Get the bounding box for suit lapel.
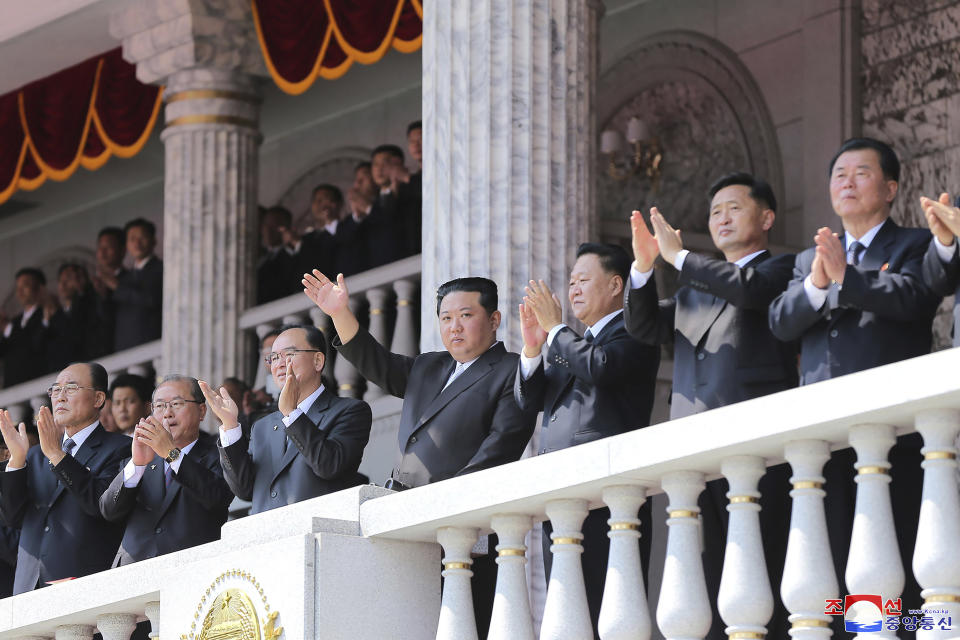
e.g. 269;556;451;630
413;344;505;432
677;289;726;347
50;426;104;505
858;219;897;271
273;389;334;482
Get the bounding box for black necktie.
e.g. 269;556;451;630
584;330;594;344
849;240;865;266
62;438;76;457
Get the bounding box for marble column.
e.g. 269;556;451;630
110;0;266;386
421;0;602;352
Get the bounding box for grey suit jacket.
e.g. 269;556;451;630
100;434;233;566
514;313;659;454
335;327;537;488
625;251;798;419
218;388;371;514
922;236;960;347
768;219;940;384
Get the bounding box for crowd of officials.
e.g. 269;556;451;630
0;136;958;640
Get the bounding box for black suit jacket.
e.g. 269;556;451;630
99;434;233;566
922;237;960;347
769;219;940;384
514;313;659;454
0;425;130;594
218;388;371;514
46;288;108;371
296;229;338;282
335;327;538;488
625;251;798;419
114;256;163;350
0;308;47;386
357;195;406;270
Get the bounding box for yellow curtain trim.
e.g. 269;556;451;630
92;87;163;159
79;147;112;171
0;141;29;204
19;58;103;182
252;0;423;95
17;170;46;191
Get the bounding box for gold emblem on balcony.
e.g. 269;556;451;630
198;588;260;640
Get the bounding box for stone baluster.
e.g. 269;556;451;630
436;526;480;640
150;357;162;385
657;471;711;640
364;286;392;402
334;296;364;398
145;601;160;638
718;456;773;640
914;410;960;639
598;484;651;640
96;613;138;640
488;514;535;640
15;636;51;640
782;440;837;638
309;308;337;390
541;498;592;640
55;626;95;640
391;279;419;357
846;424;902;638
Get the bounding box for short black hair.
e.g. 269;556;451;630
407;120;422;136
57;262;89;279
157;374;204;403
15;267;45;286
311;184;344;207
708;172;777;212
371;144;405;162
78;362;109;410
829;137;900;182
124;217;156;240
277;323;328;354
109;373;153;404
263;206;293;227
435;277;498;316
97;226;124;246
576;242;632;284
354;161;372;174
261;327;283;349
221;376;250;392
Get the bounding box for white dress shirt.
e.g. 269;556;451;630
441;342;501;391
520;309;623;379
4;420;100;472
122;437;198;487
219;384;326;448
803;220;886;310
629;248;767;290
3;305;38;338
934;235;959;263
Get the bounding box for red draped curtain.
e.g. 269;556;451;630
0;49;162;205
252;0;423;95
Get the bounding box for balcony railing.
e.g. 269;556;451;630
0;347;957;639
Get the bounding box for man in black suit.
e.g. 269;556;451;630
0;267;51;386
515;242;659;635
294;184;358;278
304;272;538;638
100;218;163;351
256;206;301;304
100;375;233;566
91;227;126;355
108;373;153;437
205;325;372;514
46;264;103;371
0;362;130;594
625;173;797;639
353;144;413;269
395;121;423;257
769;137;941;637
920;192;960;346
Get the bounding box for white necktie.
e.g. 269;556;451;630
443;362;467;391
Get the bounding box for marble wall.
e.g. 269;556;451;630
861;0;960;348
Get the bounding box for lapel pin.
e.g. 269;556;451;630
150;464;157;470
881;262;889;271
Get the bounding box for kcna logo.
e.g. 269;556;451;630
824;595;892;633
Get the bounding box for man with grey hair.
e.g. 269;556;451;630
99;374;233;566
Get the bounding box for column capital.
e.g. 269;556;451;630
110;0;268;86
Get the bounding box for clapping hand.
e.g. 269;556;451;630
199;380;240;430
0;409;29;468
519;302;547;358
303;270;350;316
921;193;960;245
523;280;563;333
36;406;65;466
648;207;684;266
134;416;175;459
814;227;847;285
630;210;660;273
130;418;155;465
277;357;300;417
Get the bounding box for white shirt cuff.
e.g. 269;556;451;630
519;353;543;380
219;425;243;447
934;235;958;263
2;324;11;339
629;265;654;290
674;249;690;271
803;274;829;310
4;462;23;472
169;455;184;474
546;324;566;346
281;408;303;427
122;460;146;488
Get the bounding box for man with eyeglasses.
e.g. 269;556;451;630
99;375;233;566
0;362;130;594
202;324;372;514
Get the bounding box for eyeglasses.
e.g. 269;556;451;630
47;384;95;398
150;398;203;414
263;349;321;366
